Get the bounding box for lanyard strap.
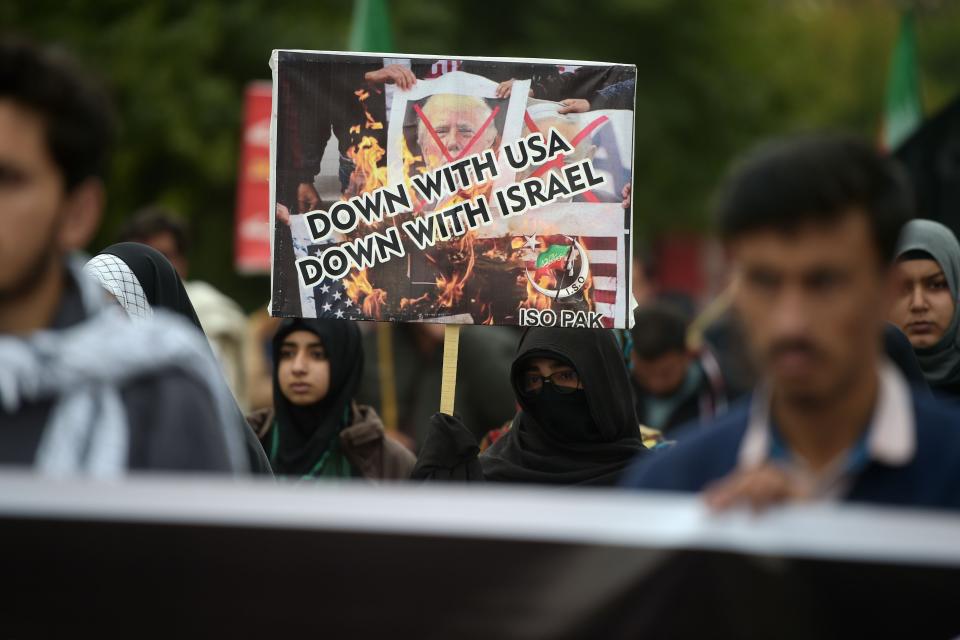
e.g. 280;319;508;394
269;422;337;480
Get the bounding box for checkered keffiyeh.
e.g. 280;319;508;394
83;254;153;319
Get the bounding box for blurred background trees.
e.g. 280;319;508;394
3;0;958;309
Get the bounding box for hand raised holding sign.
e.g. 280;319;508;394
495;78;534;99
558;98;591;114
365;64;417;90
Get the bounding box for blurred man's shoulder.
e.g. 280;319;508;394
121;367;233;472
622;399;751;492
913;392;960;452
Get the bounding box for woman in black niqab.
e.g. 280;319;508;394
413;327;646;486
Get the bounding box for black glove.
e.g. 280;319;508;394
410;413;485;482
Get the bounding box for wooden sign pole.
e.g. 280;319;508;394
439;324;461;415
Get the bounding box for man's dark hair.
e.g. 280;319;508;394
715;134;913;264
0;37;116;191
631;302;689;360
118;206;190;256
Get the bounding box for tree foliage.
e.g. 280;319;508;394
3;0;958;309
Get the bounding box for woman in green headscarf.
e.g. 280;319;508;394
890;219;960;398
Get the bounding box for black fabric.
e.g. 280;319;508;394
532;65;635;106
524;387;599;443
410;413;484;481
894;94;960;227
883;323;930;395
270;318;363;475
271;222;302;317
1;371;237;473
932;378;960;402
101;242;203;331
480;327;646;486
5;516;960;639
98;243;272;475
634;383;704;436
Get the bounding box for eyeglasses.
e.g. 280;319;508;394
519;369;581;396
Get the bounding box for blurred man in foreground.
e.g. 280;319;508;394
624;134;960;510
0;39;246;474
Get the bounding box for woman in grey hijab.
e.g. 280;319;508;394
890;219;960;397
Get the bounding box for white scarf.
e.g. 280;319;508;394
0;257;247;476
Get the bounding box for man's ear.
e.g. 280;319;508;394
58;178;104;252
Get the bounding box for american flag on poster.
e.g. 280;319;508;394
289;217;344;319
313;280;365;320
297;240;366;320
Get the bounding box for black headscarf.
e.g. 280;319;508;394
92;242;274;475
101;242;204;331
480;327;645;486
270;318;364;475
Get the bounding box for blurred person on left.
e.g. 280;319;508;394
0;39;246;474
623;134;960;511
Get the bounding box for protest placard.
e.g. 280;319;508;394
269;51;636;330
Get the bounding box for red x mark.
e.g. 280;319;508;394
413;102;501;164
523;111;610;203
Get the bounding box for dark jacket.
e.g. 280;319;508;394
532;65;635;109
633;351;728;436
247;404;415;481
0;269;241;473
622;393;960;510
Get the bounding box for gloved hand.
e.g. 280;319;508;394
409;412;485;482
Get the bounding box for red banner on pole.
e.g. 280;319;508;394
234;82;273;274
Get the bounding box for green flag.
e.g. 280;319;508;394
349;0;394;52
535;244;572;273
882;12;923;150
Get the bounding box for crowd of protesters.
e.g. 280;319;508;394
4;37;960;518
